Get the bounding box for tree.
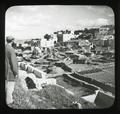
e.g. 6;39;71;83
44;34;51;40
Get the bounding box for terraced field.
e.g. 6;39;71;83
69;62;115;86
84;67;115;86
56;76;94;98
69;64;94;72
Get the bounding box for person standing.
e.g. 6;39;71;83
5;36;18;105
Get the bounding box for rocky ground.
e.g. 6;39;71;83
9;51;114;109
7;76;96;109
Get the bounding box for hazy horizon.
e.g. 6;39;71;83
5;5;114;40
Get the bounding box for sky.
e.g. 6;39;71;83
5;5;114;40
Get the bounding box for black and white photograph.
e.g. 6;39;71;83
5;5;115;109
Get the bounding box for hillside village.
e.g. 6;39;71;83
7;24;115;109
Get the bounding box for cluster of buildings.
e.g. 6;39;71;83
93;25;115;53
11;24;114;57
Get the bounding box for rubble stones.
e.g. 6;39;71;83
94;90;115;108
17;56;23;62
20;62;27;70
18;69;57;91
27;66;33;73
33;70;43;78
19;62;47;79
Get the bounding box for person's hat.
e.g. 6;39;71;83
6;36;14;43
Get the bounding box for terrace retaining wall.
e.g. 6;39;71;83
63;73;115;95
19;62;46;79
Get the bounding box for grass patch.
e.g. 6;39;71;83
78;68;102;75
